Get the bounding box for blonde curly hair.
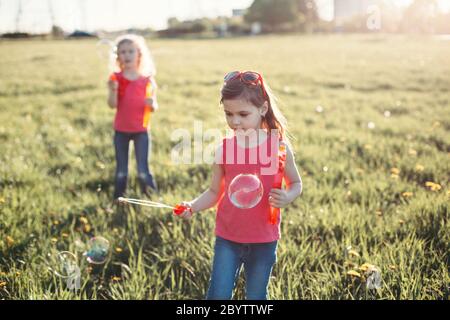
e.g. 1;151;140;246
112;34;156;77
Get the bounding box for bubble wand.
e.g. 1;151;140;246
118;197;191;215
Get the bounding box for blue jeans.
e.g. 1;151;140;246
206;236;278;300
113;131;157;199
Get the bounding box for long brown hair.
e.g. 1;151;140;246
220;73;291;146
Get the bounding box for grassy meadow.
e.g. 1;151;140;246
0;34;449;299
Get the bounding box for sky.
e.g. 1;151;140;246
0;0;449;34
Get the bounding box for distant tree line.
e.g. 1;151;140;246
2;0;449;39
158;0;450;37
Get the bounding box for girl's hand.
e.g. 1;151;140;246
173;201;193;219
269;188;290;208
108;79;118;92
145;98;154;111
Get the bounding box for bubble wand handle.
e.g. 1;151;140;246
269;143;286;225
173;204;192;216
142;80;153;128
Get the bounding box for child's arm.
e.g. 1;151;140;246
176;145;225;218
107;79;118;109
145;77;159;112
190;162;224;213
269;143;302;208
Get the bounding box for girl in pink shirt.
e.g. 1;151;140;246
176;71;302;299
107;34;158;199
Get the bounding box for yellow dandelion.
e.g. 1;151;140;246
83;224;91;233
359;263;375;272
62;233;69;238
6;236;14;247
402;192;413;198
414;164;424;172
425;181;442;192
96;161;106;170
347;270;361;278
15;272;21;277
346;190;352;197
364;144;372;150
0;197;5;204
389;265;397;271
0;281;6;288
348;250;360;257
390;167;400;175
0;271;6;277
51;237;58;244
113;228;119;234
115;247;123;253
375;210;383;216
111;276;121;281
79;217;89;225
399;219;405;225
53;220;60;226
408;149;417;156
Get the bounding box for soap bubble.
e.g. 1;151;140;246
83;236;110;264
96;39;116;73
96;38;114;60
52;251;79;279
366;266;382;290
228;174;264;209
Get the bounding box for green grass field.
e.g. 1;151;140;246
0;34;449;299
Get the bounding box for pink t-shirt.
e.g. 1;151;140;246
215;133;285;243
112;72;157;132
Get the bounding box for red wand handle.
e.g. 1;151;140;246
269;141;286;225
173;204;191;216
269;206;279;225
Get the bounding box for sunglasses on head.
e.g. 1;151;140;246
223;71;268;99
